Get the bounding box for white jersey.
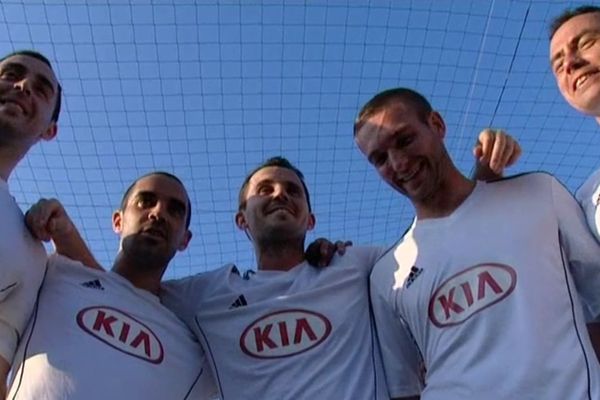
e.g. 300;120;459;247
162;247;389;400
576;167;600;243
9;254;217;400
371;173;600;400
0;179;46;363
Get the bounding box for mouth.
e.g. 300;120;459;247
397;163;422;184
0;99;27;115
140;227;167;240
574;70;600;92
265;205;294;216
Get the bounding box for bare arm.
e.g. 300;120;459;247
472;129;521;181
26;198;103;270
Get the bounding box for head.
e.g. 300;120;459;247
112;172;192;267
549;6;600;118
0;50;61;151
236;157;315;245
354;88;449;203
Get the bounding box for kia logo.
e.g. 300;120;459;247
428;264;516;327
77;306;164;363
240;309;332;359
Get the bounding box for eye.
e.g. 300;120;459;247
0;70;17;80
169;202;186;219
396;134;414;148
34;84;50;100
257;185;272;195
135;194;156;209
287;185;302;196
553;59;564;74
579;34;597;50
371;153;387;168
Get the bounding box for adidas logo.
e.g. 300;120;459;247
229;294;248;309
405;266;423;288
81;279;104;291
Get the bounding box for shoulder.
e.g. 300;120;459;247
329;245;387;272
576;167;600;205
163;263;236;291
482;171;563;198
47;253;103;275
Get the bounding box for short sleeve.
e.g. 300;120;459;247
553;176;600;321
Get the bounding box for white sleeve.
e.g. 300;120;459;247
336;246;387;275
553;176;600;321
370;285;423;398
161;274;208;326
575;168;600;244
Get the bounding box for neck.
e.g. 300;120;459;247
0;145;24;181
414;164;475;220
254;239;305;271
111;252;166;295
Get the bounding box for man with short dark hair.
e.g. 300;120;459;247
0;49;62;396
355;87;600;400
162;156;392;399
11;172;217;399
549;5;600;241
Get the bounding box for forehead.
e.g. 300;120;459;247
551;12;600;53
129;175;189;204
248;166;304;190
360;101;418;133
0;55;59;89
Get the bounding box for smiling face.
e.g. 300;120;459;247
0;54;59;151
113;174;192;266
550;11;600;117
236;166;315;244
355;100;448;204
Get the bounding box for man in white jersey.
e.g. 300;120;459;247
0;50;62;397
11;172;217;399
161;157;390;399
354;88;600;400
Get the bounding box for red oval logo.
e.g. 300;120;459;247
428;264;516;327
76;306;164;364
240;309;332;359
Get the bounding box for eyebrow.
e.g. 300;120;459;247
1;62;56;95
551;28;600;64
134;191;187;210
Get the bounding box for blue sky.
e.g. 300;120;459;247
2;0;598;278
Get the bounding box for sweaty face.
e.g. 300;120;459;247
237;166;315;243
355;101;446;204
550;12;600;116
113;174;191;264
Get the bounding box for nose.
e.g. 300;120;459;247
272;184;289;201
387;150;408;173
13;77;32;96
148;201;167;221
564;49;585;75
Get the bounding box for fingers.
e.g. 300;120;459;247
318;240;336;267
334;240;353;256
475;128;522;174
25;198;67;242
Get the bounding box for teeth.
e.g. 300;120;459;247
399;166;419;182
576;75;589;89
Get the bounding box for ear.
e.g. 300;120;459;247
235;210;247;231
177;230;192;251
40;122;58;142
428;111;446;139
112;210;123;234
306;213;316;231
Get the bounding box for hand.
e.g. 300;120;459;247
473;129;521;175
305;238;353;268
25;198;75;243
